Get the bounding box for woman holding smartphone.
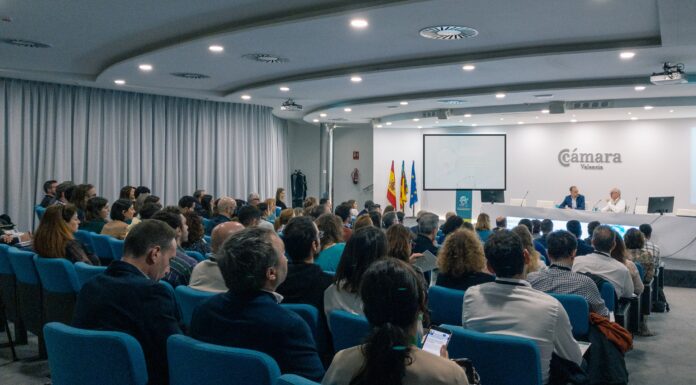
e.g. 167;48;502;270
322;258;468;385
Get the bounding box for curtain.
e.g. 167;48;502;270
0;77;288;230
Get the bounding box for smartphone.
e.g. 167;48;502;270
421;326;452;356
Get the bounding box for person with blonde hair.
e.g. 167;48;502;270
274;208;295;232
475;213;493;242
352;214;373;232
511;225;545;274
33;204;99;265
436;229;494;291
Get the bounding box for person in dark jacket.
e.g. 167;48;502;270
72;220;181;385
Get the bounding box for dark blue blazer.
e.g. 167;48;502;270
576;239;595;256
559;194;586;210
73;261;182;385
190;291;325;382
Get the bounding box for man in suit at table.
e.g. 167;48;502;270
559;185;586;210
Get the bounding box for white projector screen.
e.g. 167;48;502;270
423;134;506;190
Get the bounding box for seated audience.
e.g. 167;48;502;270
79;197;109;234
441;215;464;240
518;218;548;259
277;216;334;314
639;223;660;265
139;202;162;220
73;220;181;385
190;227;324;381
396;211;405;225
334;203;353;242
192;189;208;218
462;230;582;384
178;195;197;214
324;227;387;317
512;225;546;273
134;186;150;199
624;228;655;336
181;212;211;255
200;194;213;219
275;187;288;210
436;229;494;291
101;199;134;240
382;211;398;229
189;221;244;293
537;219;553;248
314;213;346;272
527;230;609;317
572;225;634;298
386;224;417;263
33;204;99;265
257;202;276;228
323;258;469;385
358;200;375;216
367;210;382;230
144;194;161;206
532;219;542;239
475;213;493;241
275;208;295;233
247;192;262;207
152;209;198;287
53;181;75;206
610;231;643;296
566;220;594;256
352;214;374;232
238;205;262;227
265;198;277;221
70;184;96;222
40;179;58;208
493;216;507;232
119;185;135;202
413;212;439;255
134;192;150;215
584;221;600;245
310;203;331;220
208;196;236;230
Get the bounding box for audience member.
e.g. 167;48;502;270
537;219;553;248
352;214;374;232
382;211;398;229
139;202;162;220
101;199;134;240
527;230;609;317
463;230;582;384
181;212;211;255
518;218;533;233
396;211;405;224
264;198;277;221
274;208;295;233
383;205;395;214
585;221;600;244
134;192;150;215
320;198;333;212
441;215;464;239
532;219;542;239
69;184;96;221
178;195;197;214
190;227;324;381
54;181;75;205
33;204;99;265
323;258;468;385
346;199;359;217
436;229;494;291
151;210;197;287
73;220;181;385
334;203;353;242
200;194;213;219
324;227;387;317
512;225;545;273
610;231;643;296
189;221;245;293
413;212;439;255
119;185;135;202
624;228;655;336
39;179;58;207
134;186;150;199
80;197;109;234
475;213;494;242
238;205;262;227
639;224;660;265
385;224;417;264
209;197;236;229
257;202;276;229
358;200;376;216
144;195;161;205
314;213;346;272
572;225;634;298
367;210;382;229
247;192;261;207
566;220;594;256
275;187;288;210
309;204;330;220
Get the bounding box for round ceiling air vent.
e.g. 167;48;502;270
3;38;51;48
242;53;289;64
171;72;210;79
438;99;468;105
419;26;478;40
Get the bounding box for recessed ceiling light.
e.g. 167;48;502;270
319;113;327;117
499;118;505;121
114;79;126;85
634;86;646;91
630;117;638;120
619;51;635;59
495;93;506;99
350;76;362;83
535;94;554;99
669;109;674;113
413;118;420;122
417;126;422;129
570;119;578;123
386;122;392;126
138;64;153;72
464;113;472;118
209;45;224;53
376;124;383;128
462;64;476;71
458;120;463;123
344;107;352;112
535;116;539;119
644;105;654;110
279;86;290;92
627;112;632;115
472;123;478;127
400;101;409;106
541;109;550;114
312;119;319;123
518;122;524;125
241;94;251;100
350;19;369;29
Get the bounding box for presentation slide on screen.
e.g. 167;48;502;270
423;134;506;190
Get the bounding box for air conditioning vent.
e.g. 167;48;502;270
242;53;289;64
171;72;210;79
568;100;613;110
3;39;50;48
419;26;479;40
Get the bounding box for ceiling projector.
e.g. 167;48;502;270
650;62;688;85
280;99;303;111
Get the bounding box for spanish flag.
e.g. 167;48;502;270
399;160;408;211
387;160;397;208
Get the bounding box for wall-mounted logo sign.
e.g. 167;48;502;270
558;148;622;170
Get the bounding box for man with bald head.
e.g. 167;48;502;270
189;221;245;292
207;197;237;234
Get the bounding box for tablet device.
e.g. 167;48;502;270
422;326;452;356
413;249;438;272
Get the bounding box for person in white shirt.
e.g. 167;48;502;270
601;188;626;213
462;230;582;384
571;225;634;298
189;221;244;292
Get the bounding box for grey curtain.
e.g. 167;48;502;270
0;77;288;230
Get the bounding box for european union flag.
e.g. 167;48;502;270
409;160;418;208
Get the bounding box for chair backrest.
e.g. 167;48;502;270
281;303;327;354
634;262;645;281
74;262;107;289
536;200;556;208
203;235;212;244
44;322;147;385
600;281;616;311
185;250;205;262
174;285;215;327
327;310;370;352
35;205;47;220
202;218;213;235
428;285;466;326
33;256;80;294
277;374;320;385
0;243;13;275
7;248;40;285
167;334;281;385
90;233;114;260
108;237;125;260
548;293;590;338
442;325;543;385
73;230;94;252
675;208;696;217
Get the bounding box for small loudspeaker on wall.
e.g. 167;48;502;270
549;101;565;114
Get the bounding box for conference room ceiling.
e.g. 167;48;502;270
1;0;695;127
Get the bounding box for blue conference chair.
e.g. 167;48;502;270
34;255;80;325
0;244;28;345
90;233;114;262
108;237;125;260
277;374;320;385
282;303;329;356
73;230;94;254
327;310;370;352
167;334;281;385
174;285;215;327
7;248;46;357
548;293;590;339
44;322;147;385
203;235;212;244
74;262;107;289
428;285;466;326
202;218;214;235
600;281;616;312
35;205;46;221
185;250;206;262
442;325;543;385
635;261;645;281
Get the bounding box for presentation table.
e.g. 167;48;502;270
480;204;696;269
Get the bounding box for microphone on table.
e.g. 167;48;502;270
633;197;639;214
521;190;529;206
592;199;603;211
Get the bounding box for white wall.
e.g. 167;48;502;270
287;121;321;203
333;124;373;207
373;118;696;218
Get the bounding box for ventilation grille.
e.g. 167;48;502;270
568;100;613;110
419;26;479;40
330;118;349;122
438;99;468;105
242;53;289;64
171;72;210;79
3;39;50;48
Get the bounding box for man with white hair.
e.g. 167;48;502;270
208;197;236;232
247;192;261;207
601;187;626;213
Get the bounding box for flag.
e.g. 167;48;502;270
387;160;397;208
409;160;418;208
399;160;408;211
